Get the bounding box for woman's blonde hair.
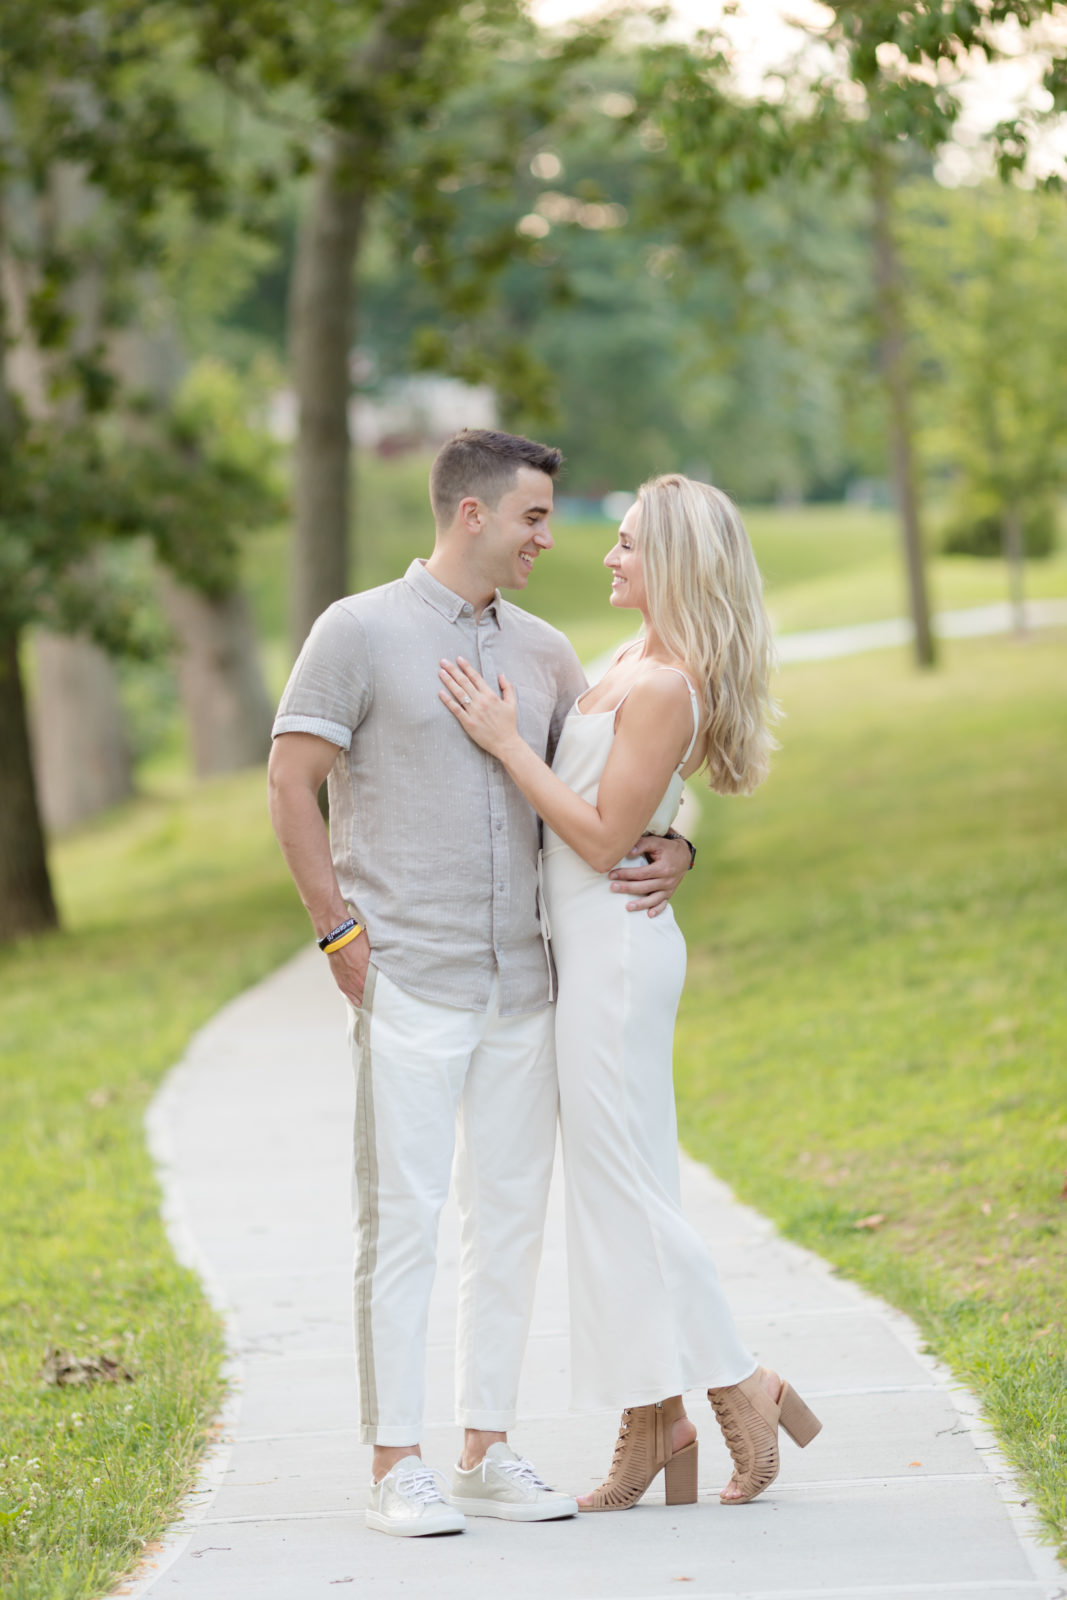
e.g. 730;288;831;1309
634;474;778;795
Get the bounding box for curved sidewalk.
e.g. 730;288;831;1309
116;949;1063;1600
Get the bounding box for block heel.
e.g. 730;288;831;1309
778;1382;822;1448
580;1397;697;1512
708;1368;822;1505
663;1439;698;1505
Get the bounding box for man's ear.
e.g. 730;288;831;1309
458;495;483;534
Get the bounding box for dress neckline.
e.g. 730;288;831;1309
574;639;643;718
575;663;698;718
572;664;702;775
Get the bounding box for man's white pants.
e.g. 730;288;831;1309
348;965;557;1446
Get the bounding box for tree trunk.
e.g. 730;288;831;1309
160;574;274;777
30;630;134;831
288;134;365;657
108;318;276;777
1002;501;1026;636
0;193;56;940
0;631;58;941
14;157;137;825
870;146;936;670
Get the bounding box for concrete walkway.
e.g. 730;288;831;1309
772;598;1067;665
118;950;1064;1600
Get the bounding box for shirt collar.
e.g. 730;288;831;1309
404;559;503;628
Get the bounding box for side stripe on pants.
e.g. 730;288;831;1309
352;963;379;1432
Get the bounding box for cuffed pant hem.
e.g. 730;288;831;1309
456;1409;516;1431
361;1424;423;1446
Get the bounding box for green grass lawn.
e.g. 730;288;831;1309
671;628;1067;1558
6;458;1066;1593
768;543;1067;635
0;774;305;1600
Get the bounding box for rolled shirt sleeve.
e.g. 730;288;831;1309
272;602;372;750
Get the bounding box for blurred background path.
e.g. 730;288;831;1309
773;598;1067;664
114;949;1064;1600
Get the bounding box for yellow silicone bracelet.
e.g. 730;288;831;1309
323;922;363;954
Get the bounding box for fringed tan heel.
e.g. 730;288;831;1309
708;1369;822;1505
580;1396;698;1512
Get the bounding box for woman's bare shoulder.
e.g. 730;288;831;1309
617;664;698;725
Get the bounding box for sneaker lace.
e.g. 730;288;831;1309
488;1455;551;1491
395;1465;448;1504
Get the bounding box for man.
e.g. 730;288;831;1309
268;429;693;1537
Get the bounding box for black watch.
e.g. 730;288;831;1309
665;828;697;871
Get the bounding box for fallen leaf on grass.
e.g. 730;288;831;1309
853;1213;886;1231
40;1348;134;1387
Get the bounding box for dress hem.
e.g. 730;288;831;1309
571;1358;758;1414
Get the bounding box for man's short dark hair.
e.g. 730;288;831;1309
429;429;563;526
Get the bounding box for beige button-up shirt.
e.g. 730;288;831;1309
273;561;587;1015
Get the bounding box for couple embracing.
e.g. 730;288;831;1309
267;428;821;1538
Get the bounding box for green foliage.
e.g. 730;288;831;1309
128;356;287;597
0;769;306;1599
672;629;1067;1557
0;415;161;652
903;181;1067;546
941;497;1058;560
0;357;285;643
795;3;1067;176
355;45;883;500
0;1;233;391
0;0;284;657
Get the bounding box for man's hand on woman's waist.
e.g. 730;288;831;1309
609;832;695;918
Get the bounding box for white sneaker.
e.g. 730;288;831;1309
450;1442;578;1521
366;1456;466;1537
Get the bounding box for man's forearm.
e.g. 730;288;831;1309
268;779;350;938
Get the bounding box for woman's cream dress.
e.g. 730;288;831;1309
542;668;756;1410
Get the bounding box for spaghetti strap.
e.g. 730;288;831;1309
653;666;701;770
578;656;701;763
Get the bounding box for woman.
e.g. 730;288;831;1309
438;474;820;1511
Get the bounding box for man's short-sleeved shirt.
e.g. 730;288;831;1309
272;560;587;1016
